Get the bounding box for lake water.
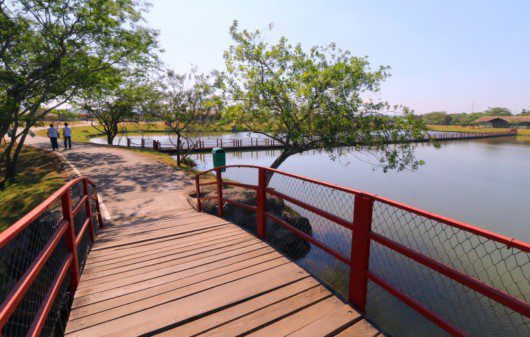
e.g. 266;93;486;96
191;136;530;242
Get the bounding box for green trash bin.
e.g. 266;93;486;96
212;147;226;172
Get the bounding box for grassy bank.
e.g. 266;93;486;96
36;121;246;143
0;146;68;231
427;125;530;137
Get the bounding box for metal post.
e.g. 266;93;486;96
348;195;374;312
195;175;202;212
256;168;267;239
215;168;223;217
61;190;80;291
127;138;131;147
82;180;95;242
141;138;145;148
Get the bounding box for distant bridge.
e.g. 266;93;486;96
122;130;517;153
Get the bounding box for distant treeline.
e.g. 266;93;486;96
419;107;530;126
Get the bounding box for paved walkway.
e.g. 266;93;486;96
27;137;381;336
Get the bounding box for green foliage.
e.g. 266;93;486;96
220;21;426;170
77;80;158;144
0;146;67;231
0;0;159;180
151;68;220;165
420;107;514;126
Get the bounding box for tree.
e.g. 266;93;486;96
421;111;451;125
483;107;512;116
79;81;156;145
221;22;426;170
0;0;158;182
154;69;219;166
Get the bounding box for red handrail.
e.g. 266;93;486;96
195;165;530;336
0;177;104;336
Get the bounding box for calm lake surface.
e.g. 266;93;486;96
190;135;530;242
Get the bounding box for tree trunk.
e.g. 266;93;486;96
266;149;297;186
4;124;30;183
269;149;292;169
176;133;182;166
106;133;115;145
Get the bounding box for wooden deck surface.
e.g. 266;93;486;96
65;204;381;336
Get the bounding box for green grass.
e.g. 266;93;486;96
36;121;245;142
0;146;68;231
427;125;530;137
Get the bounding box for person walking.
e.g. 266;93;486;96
47;124;59;151
63;122;72;149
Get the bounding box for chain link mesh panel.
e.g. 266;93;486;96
369;200;530;336
0;180;100;337
0;198;66;337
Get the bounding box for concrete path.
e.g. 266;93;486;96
26;136;192;225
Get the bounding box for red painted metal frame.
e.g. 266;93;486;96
266;188;353;230
0;177;104;334
265;212;350;265
195;164;530;336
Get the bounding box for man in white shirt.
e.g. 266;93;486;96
47;124;59;151
63;123;72;149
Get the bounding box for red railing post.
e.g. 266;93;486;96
216;168;223;217
127;138;131;147
195;175;202;212
256;168;267;239
61;190;80;291
82;179;95;242
348;195;374;312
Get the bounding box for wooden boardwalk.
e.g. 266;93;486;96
64;206;381;336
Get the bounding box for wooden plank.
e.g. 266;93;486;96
95;210;216;239
85;231;248;269
86;225;234;260
196;286;332;336
285;304;362;337
68;259;290;326
70;250;283;315
86;226;239;263
75;241;272;292
82;234;252;277
248;297;353;337
156;278;322;336
92;219;230;250
65;263;308;335
334;320;381;337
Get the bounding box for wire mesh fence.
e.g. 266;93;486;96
0;178;103;337
194;165;530;337
369;200;530;337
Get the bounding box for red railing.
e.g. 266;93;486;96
195;165;529;337
0;177;103;337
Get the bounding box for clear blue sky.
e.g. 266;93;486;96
146;0;530;114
